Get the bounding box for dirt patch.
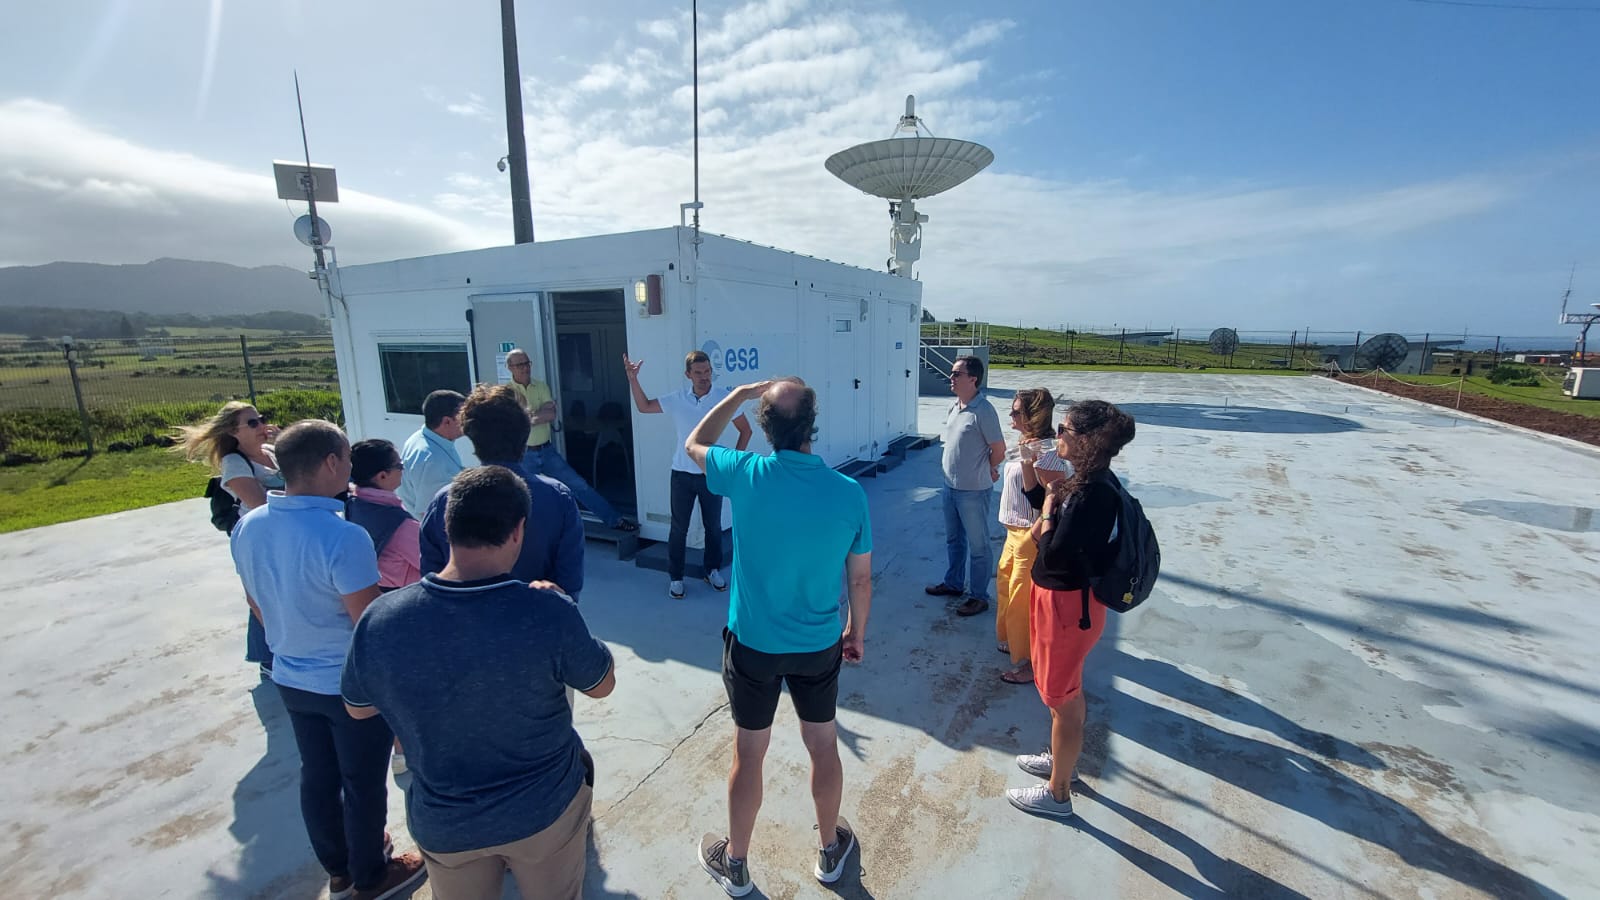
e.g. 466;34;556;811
1335;375;1600;446
134;808;226;850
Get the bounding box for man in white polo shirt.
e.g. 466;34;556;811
624;350;751;599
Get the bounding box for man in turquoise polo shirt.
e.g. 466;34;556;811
685;377;873;897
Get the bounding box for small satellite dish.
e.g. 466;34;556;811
1355;333;1409;371
1208;328;1239;356
293;214;333;247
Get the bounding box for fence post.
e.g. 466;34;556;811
1118;328;1126;365
1419;332;1430;375
1492;336;1500;368
1067;327;1074;364
240;334;258;405
63;337;95;457
1171;328;1181;366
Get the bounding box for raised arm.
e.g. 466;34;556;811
623;354;662;414
687;380;772;470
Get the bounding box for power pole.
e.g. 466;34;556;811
500;0;535;244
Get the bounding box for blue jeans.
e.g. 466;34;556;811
245;610;273;673
941;487;994;601
522;444;623;527
276;685;394;890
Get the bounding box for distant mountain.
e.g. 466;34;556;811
0;258;323;317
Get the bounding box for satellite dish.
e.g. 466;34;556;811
825;137;994;201
293;214;333;247
826;96;994;278
1208;328;1239;356
1356;333;1409;371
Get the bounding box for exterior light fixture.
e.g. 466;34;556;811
634;274;663;316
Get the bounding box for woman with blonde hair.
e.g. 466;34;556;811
177;400;284;678
992;389;1069;685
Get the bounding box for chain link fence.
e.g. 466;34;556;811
961;325;1586;375
0;334;342;465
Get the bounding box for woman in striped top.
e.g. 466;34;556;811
994;389;1070;685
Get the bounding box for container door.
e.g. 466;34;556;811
468;293;546;387
883;300;917;441
825;299;867;461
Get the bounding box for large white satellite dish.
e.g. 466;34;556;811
826;96;994;278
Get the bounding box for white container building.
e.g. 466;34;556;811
327;226;924;542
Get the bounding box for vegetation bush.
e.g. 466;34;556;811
0;388;342;465
1486;364;1542;387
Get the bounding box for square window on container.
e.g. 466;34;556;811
378;343;471;415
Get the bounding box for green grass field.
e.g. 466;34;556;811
1389;374;1600;419
0;447;209;533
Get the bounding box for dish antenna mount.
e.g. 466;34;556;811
825;95;994;278
1557;266;1600;360
1208;328;1239;357
1356;333;1409;371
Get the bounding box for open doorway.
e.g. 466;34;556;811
548;290;636;523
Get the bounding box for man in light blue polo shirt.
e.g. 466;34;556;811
398;389;465;517
231;420;426;900
685;377;872;897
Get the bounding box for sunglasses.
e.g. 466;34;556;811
244;417;267;428
508;362;532;369
1057;422;1076;436
387;461;405;472
1009;408;1024;417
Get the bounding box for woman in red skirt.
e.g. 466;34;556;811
1007;399;1135;818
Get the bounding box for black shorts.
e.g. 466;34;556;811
721;628;843;731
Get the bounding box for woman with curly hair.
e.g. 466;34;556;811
1007;399;1135;819
993;389;1069;685
177;401;283;678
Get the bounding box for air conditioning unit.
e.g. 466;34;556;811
1562;367;1600;399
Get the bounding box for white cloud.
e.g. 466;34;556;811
0;99;499;268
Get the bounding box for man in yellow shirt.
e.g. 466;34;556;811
505;348;636;532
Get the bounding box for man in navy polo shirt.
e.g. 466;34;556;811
419;383;584;599
685;377;873;897
343;465;616;900
231;420;426;900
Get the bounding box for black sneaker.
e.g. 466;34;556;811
698;834;753;896
814;817;857;884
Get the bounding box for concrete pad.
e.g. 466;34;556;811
2;372;1596;899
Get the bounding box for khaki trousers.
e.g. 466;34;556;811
419;784;592;900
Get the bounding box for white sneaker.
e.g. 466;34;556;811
705;569;728;592
1016;750;1084;784
391;751;407;776
669;580;686;599
1006;784;1075;819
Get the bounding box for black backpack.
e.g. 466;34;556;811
204;451;254;534
1077;471;1161;629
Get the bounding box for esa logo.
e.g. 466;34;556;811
700;340;760;379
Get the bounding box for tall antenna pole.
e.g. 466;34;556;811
293;72;327;275
692;0;701;242
500;0;535;244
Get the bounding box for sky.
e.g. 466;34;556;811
2;0;1599;338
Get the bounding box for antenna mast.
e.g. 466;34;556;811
294;72;327;276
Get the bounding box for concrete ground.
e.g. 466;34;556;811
2;371;1597;899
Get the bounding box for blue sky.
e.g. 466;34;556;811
2;0;1598;338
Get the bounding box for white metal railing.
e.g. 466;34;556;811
920;320;989;347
